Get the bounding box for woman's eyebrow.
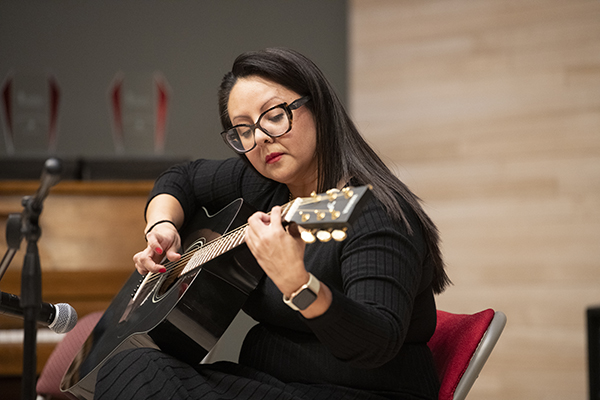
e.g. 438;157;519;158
231;97;286;124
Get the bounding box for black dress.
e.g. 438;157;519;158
94;158;440;400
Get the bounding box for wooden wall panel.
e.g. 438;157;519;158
350;0;600;399
0;181;151;273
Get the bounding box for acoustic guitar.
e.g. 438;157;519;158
61;186;371;399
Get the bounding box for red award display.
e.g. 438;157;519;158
109;71;169;155
1;73;60;155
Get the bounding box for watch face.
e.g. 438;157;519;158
292;288;318;310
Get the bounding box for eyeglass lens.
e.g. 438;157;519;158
225;105;291;152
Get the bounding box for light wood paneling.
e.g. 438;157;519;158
0;181;152;273
350;0;600;399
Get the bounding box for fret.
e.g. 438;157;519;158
179;224;249;276
232;227;246;247
175;197;310;278
216;233;230;254
198;246;211;266
184;250;203;275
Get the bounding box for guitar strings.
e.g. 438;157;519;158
143;222;248;285
141;199;301;285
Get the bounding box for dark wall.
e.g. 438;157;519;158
0;1;347;169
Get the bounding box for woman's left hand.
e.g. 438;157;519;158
245;206;309;298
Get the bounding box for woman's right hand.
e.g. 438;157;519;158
134;194;185;275
133;222;182;275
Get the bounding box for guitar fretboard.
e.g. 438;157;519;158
180;224;247;275
177;200;296;277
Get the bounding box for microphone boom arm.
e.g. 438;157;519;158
0;157;64;400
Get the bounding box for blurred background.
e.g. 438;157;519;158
1;1;599;399
0;1;347;174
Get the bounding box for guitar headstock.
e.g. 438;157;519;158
284;185;372;243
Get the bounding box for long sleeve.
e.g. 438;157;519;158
242;195;435;369
145;157;439;394
303;199;433;368
238;194;439;394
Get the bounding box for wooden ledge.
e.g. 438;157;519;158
0;180;154;196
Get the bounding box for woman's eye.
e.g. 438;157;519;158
267;111;285;124
239;128;253;139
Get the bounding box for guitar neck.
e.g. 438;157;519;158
163;184;371;279
180;225;246;275
178;200;295;276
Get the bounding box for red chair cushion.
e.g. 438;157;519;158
428;309;494;400
36;311;103;400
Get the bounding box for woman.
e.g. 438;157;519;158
95;48;450;400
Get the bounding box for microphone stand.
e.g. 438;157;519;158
1;158;62;400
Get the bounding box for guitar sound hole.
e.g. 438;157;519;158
156;271;179;298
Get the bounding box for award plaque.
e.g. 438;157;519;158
109;71;169;155
1;73;60;155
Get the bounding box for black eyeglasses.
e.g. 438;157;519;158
220;96;310;154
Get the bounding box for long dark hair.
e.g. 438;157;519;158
218;48;450;293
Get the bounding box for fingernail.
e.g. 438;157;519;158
159;267;167;273
155;248;163;255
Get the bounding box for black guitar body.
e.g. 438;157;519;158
61;185;372;400
61;199;264;400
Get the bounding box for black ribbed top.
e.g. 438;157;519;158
149;158;440;399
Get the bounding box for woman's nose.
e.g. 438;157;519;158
254;127;273;144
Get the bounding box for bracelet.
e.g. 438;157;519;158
144;220;178;241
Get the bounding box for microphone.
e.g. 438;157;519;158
0;291;78;334
28;157;62;212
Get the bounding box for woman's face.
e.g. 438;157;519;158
227;76;318;195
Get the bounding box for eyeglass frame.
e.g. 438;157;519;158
220;96;311;154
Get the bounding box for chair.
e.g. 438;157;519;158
39;309;505;400
428;309;507;400
36;311;104;400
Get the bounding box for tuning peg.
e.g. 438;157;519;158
330;210;340;220
326;188;340;202
331;229;347;241
301;212;310;222
316;211;326;221
301;230;316;243
342;187;354;199
316;230;332;242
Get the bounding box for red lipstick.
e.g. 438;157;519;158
265;152;283;164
